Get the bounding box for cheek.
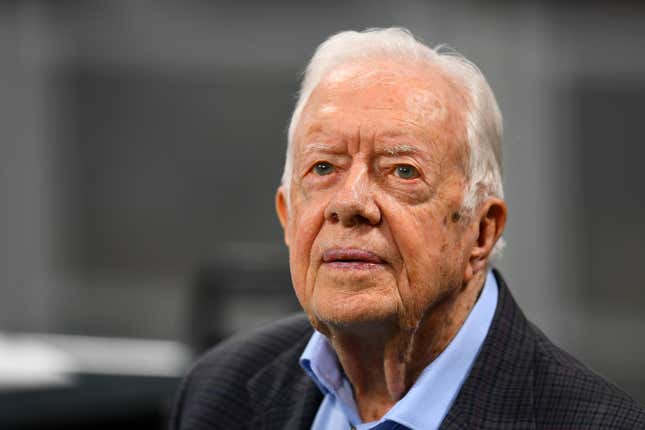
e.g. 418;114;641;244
287;199;327;299
388;206;458;316
290;199;326;255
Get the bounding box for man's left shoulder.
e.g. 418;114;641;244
529;322;645;428
460;270;645;429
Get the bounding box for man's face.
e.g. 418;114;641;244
277;59;478;331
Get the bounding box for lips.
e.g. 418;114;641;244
322;248;384;264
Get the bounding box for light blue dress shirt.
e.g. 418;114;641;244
299;270;499;430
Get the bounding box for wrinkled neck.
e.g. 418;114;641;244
325;271;486;422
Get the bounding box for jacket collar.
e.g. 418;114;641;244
246;317;322;429
440;269;536;429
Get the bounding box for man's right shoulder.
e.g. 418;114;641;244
170;313;314;430
194;313;313;371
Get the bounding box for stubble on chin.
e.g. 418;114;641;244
306;287;404;338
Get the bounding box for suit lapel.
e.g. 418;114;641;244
247;327;323;430
440;270;536;429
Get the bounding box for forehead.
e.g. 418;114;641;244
296;59;468;150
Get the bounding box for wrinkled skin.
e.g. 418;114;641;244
276;58;506;421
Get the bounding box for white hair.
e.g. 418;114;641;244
281;27;505;256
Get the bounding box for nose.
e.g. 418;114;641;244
324;164;381;227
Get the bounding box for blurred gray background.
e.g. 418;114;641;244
2;0;644;404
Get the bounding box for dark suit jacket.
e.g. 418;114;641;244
171;271;645;429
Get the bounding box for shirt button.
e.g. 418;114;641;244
350;426;356;430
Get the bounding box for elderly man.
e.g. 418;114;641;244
172;28;645;429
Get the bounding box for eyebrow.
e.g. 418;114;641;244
380;144;419;156
302;142;340;155
302;142;422;157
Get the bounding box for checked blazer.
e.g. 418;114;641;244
171;271;645;429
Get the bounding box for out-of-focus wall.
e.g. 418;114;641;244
1;1;63;332
1;0;644;401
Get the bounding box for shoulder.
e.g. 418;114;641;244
529;322;645;428
170;313;313;430
461;270;645;429
192;313;312;371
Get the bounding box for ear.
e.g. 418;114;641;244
464;197;507;282
275;186;290;247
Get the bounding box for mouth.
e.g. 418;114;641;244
321;248;385;270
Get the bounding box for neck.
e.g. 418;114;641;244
324;271;486;422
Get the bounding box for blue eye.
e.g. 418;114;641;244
395;164;419;179
313;162;334;176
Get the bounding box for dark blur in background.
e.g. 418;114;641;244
1;0;644;428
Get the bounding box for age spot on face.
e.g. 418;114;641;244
406;90;447;125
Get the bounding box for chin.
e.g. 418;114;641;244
310;290;400;329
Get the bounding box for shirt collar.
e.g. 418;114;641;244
299;270;499;430
300;328;342;394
